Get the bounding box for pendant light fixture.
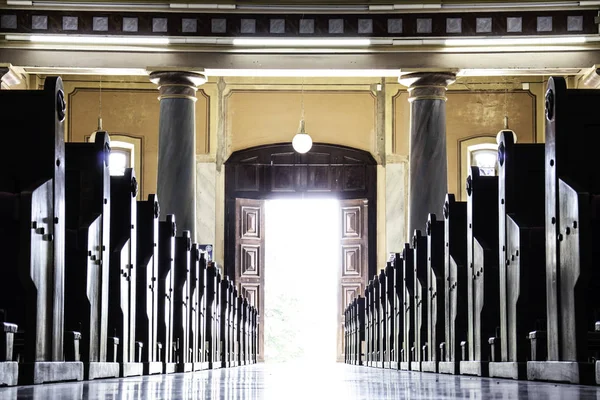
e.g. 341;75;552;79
292;77;312;154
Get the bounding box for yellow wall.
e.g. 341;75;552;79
226;90;376;154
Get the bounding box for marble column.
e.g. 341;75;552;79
399;72;456;238
150;71;206;241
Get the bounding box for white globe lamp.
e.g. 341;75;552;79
292;119;312;154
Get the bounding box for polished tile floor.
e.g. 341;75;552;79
2;362;600;399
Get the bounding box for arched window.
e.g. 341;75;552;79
459;137;498;200
470;145;498;177
86;132;142;197
108;147;131;176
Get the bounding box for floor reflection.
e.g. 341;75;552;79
2;362;600;399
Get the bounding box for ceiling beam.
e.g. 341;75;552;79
1;47;597;76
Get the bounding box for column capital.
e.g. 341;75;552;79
580;65;600;88
398;71;456;102
0;64;25;90
149;70;207;101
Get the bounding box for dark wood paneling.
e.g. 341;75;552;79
225;143;377;280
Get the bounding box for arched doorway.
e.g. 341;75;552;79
224;143;377;362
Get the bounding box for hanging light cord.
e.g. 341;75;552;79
97;75;103;131
504;78;509;129
300;76;305;121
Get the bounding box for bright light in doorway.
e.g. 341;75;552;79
264;198;340;364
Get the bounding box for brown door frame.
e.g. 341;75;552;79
224;143;377;360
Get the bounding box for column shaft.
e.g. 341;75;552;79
400;72;456;238
150;71;206;241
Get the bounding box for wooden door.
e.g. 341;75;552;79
235;198;265;362
338;199;369;362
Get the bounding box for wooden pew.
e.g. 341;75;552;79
220;277;231;368
378;269;386;368
174;231;192;372
108;168;142;377
232;287;239;367
364;281;371;366
157;214;176;374
0;77;83;385
64;132;118;380
372;274;381;367
216;269;222;368
400;244;415;371
136;194;162;375
347;300;354;364
392;253;403;370
188;244;199;370
527;77;600;384
344;303;349;364
439;194;468;375
247;305;253;365
191;246;209;371
422;213;445;373
251;305;257;364
384;263;395;369
206;262;220;369
412;231;428;372
244;297;251;366
237;294;244;367
489;131;545;380
356;296;366;366
460;167;500;377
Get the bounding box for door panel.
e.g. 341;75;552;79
235;198;265;362
338;199;369;362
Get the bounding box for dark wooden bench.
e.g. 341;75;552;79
422;213;445;373
439;194;468;376
489;130;545;380
412;230;428;372
64;131;118;380
174;231;192;372
527;77;600;385
108;169;142;377
0;77;83;385
460;167;500;377
157;214;176;373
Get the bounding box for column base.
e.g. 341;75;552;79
390;361;399;370
86;362;120;380
221;360;230;369
421;361;438;373
489;362;527;380
0;361;18;386
121;362;143;377
19;361;83;385
144;361;163;375
209;362;221;370
400;362;411;371
374;361;383;368
439;361;459;375
460;361;489;377
177;362;193;373
163;362;177;374
193;362;210;371
527;361;595;384
410;361;422;371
